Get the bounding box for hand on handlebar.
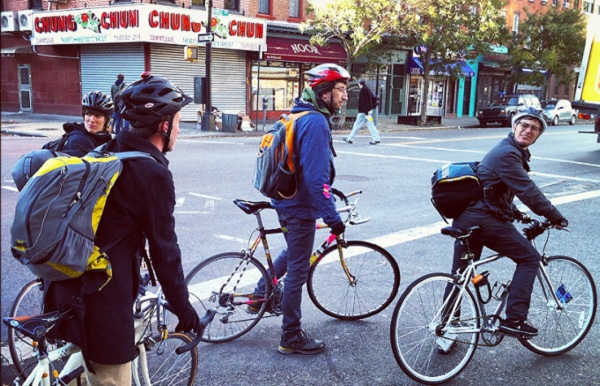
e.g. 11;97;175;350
329;220;346;236
549;216;569;230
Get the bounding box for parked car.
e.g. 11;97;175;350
541;99;577;126
477;94;541;127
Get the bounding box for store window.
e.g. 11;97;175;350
259;0;271;15
252;61;301;114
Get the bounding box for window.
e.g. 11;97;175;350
290;0;301;18
191;0;206;6
583;0;593;13
259;0;271;15
224;0;239;11
574;0;580;10
512;14;520;34
29;0;42;9
563;1;570;8
552;0;558;6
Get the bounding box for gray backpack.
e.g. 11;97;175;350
10;149;153;293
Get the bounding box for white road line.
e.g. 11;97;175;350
175;211;209;214
336;150;450;164
530;157;600;168
175;197;186;207
188;192;223;200
529;172;600;183
214;234;248;244
178;139;246;145
387;144;486;154
1;186;18;192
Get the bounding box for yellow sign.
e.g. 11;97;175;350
581;28;600;103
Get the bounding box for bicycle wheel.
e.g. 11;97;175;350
8;279;69;378
185;252;271;343
135;332;198;386
390;273;479;385
307;240;400;320
520;255;597;356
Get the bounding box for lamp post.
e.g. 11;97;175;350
203;0;213;130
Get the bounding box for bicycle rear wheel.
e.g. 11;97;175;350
307;240;400;320
8;279;70;378
520;255;597;355
390;273;479;385
185;252;271;343
135;332;198;386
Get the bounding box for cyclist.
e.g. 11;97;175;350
249;63;349;355
43;73;201;385
43;91;114;157
445;107;568;342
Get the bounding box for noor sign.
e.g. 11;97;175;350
30;4;266;51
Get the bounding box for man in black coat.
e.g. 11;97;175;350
44;73;201;385
344;78;381;145
441;108;568;352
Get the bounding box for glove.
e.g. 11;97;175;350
329;220;346;236
175;303;200;334
514;211;531;224
549;216;568;229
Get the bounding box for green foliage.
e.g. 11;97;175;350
506;9;586;88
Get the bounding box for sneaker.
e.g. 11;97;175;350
369;141;381;145
343;138;353;144
278;330;326;355
498;319;538;337
246;300;274;315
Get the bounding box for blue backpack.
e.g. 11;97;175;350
430;161;482;222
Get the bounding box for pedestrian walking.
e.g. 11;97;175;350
111;74;130;133
344;78;381;145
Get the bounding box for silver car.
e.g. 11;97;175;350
541;99;577;126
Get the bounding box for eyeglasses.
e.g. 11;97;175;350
518;121;541;133
332;87;348;94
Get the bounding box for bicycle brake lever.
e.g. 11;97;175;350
349;216;370;225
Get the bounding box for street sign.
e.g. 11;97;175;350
198;32;214;43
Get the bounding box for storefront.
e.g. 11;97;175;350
407;57;475;117
28;3;266;121
251;34;346;121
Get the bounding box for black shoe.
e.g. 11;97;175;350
499;319;538;337
278;330;326;355
369;141;381;145
343;138;353;144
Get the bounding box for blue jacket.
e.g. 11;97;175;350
271;98;342;227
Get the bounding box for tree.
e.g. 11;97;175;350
396;0;506;124
301;0;405;125
505;9;586;97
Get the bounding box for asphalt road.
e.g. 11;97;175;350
1;123;599;385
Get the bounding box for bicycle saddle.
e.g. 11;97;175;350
233;199;272;214
441;226;480;239
3;309;72;341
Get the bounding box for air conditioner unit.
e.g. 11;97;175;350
17;10;33;33
1;11;18;33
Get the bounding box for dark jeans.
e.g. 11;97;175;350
254;211;316;340
450;208;541;321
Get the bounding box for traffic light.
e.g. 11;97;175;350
184;45;199;62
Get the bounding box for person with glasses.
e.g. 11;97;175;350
344;78;381;145
248;63;349;355
441;107;568;351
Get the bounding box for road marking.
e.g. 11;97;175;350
178;139;246;145
530;157;600;168
215;234;248;244
175;197;186;207
188;192;223;200
1;186;18;192
337;151;450;164
529;172;600;183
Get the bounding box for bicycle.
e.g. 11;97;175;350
389;218;597;385
185;188;401;343
5;274;216;386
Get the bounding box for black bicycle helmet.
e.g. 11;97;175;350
305;64;350;94
82;91;114;117
115;72;193;127
512;107;548;133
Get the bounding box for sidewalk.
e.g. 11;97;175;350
1;111;480;139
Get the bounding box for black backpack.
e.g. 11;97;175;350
430;161;482;222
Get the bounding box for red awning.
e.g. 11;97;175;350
263;36;347;65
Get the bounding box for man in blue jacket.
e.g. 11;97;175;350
249;63;349;355
442;107;568;353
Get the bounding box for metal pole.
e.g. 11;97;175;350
203;0;213;130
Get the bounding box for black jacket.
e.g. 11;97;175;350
472;132;563;222
53;122;111;157
44;131;192;364
358;85;376;114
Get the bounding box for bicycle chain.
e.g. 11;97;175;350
436;314;506;347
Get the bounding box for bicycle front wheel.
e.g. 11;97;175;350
185;252;271;343
307;240;400;320
520;255;597;356
390;273;479;385
135;332;198;386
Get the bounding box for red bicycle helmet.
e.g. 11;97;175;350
305;64;351;90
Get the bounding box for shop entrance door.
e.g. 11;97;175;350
408;77;423;115
18;64;32;112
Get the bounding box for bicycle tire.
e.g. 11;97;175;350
520;255;597;356
8;279;70;379
307;240;400;320
135;331;198;386
390;273;479;385
185;252;271;343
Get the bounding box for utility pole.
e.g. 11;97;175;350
203;0;213;130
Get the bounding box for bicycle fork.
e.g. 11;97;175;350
310;235;357;286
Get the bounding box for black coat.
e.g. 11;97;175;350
44;131;192;364
57;123;111;157
358;85;376;114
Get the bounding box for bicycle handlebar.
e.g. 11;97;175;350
175;309;217;355
522;218;567;241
